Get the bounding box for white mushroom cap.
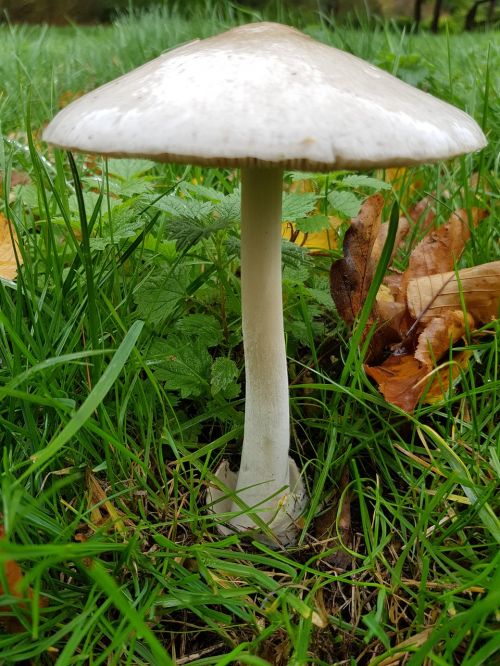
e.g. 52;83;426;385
43;22;486;170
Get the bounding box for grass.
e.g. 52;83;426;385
0;3;499;665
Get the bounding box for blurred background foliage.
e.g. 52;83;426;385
0;0;497;31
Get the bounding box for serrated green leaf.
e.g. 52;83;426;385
281;240;313;270
283;263;311;285
11;182;42;210
149;195;213;221
282;192;318;221
134;268;189;325
287;171;319;181
215;191;241;224
328;190;362;219
282;240;312;283
116;177;154;197
176;314;223;348
341;174;392;191
180;181;225;202
165;217;204;250
221;382;241;400
167;218;230;251
68;190;103;216
90;202;147;249
151;339;211;398
107;159;155;180
286;317;322;347
211;357;239;396
306;286;335;308
294;215;331;234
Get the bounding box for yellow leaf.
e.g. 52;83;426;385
0;214;20;280
282;215;341;252
376;166;421;203
86;472;126;535
283;177;341;252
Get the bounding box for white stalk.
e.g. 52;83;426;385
207;167;306;544
234;166;290;526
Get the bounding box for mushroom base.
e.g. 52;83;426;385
207;458;307;547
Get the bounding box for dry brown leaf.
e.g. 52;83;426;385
371;215;410;268
0;213;21;280
0;169;31;188
330;193;384;325
376;627;434;666
423;350;472;404
85;472;126;535
415;310;473;366
331;196;490;412
408;261;500;324
409;194;436;233
0;524;46;633
58;89;84;109
367;347;476;411
375;287;407;333
366;348;473;410
371;286;410;358
286;178;317;195
365;355;430;412
383;270;406;302
403;207;487;288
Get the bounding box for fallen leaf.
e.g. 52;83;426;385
0;169;31;188
58;89;84;109
330;195;412;361
0;213;21;280
282;215;341;252
377;627;434;666
407;261;500;324
402;207;487;290
415;310;473;366
330;193;385;325
363;283;411;362
375;167;424;205
423;350;472;404
0;524;46;633
283;175;342;252
314;467;353;570
409;194;436;234
286;177;317;195
371;214;410;268
331;195;492;412
373;291;409;348
365;355;430;412
85;471;127;535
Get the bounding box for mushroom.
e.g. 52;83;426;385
43;22;486;545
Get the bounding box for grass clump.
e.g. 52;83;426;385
0;3;499;665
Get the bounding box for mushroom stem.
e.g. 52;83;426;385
235;166;290;526
207;167;306;543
